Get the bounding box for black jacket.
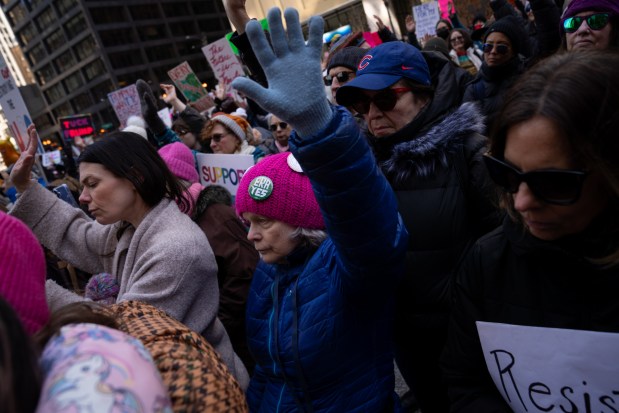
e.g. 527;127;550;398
442;215;619;412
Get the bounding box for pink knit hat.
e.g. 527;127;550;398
0;211;49;334
236;153;325;229
158;142;199;184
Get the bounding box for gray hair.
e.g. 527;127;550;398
290;227;328;248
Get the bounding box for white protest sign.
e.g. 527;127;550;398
42;150;62;167
202;37;245;93
413;1;441;42
107;84;141;128
196;153;253;196
0;55;37;152
477;321;619;413
157;107;172;128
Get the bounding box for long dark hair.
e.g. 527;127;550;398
78;132;190;214
490;51;619;264
0;297;41;413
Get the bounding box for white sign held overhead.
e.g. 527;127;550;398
477;321;619;413
202;38;245;93
413;1;441;42
196;153;253;196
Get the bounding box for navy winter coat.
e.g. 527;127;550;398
245;107;409;412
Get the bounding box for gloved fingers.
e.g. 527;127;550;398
136;79;154;102
307;15;325;59
245;18;276;71
284;8;304;52
231;77;271;111
267;8;290;58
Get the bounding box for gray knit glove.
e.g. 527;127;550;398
231;8;332;138
136;79;167;136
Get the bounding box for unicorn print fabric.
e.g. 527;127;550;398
36;323;172;413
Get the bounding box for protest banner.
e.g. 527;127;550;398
42;149;62;167
477;321;619;413
196;153;253;196
413;1;441;42
202;37;245;93
167;62;214;112
59;114;95;142
107;84;141;128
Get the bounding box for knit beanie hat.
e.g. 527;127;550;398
562;0;619;24
210;114;253;143
0;212;49;335
37;323;172;413
158;142;199;184
122;116;148;140
484;16;527;56
326;46;367;72
236;152;325;229
422;37;450;57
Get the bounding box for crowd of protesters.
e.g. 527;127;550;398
2;0;619;411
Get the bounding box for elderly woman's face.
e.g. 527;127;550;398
504;116;608;241
484;32;514;67
209;123;240;154
566;11;613;51
79;162;148;226
243;212;300;264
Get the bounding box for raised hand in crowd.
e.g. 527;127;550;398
9;125;38;193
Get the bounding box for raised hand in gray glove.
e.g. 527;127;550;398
231;8;331;138
136;79;167;136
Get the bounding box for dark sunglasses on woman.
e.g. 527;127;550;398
269;122;288;132
482;43;510;55
323;71;354;86
483;155;588;206
350;87;411;115
563;13;609;33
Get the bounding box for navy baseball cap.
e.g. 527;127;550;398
336;42;431;106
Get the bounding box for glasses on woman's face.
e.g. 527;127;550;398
209;132;230;143
324;71;355;86
483;155;588;205
450;35;464;44
350;87;412;115
483;43;510;54
563;13;609;33
269;122;288;132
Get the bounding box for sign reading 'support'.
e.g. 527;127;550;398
195;153;254;196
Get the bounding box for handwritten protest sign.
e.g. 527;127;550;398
167;62;214;112
107;84;141;129
413;1;441;42
42;150;62;167
0;54;38;152
157;107;172;128
196;153;253;196
202;37;245;93
477;322;619;413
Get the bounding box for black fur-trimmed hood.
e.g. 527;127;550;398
382;102;485;185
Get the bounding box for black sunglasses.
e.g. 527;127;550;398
483;155;588;206
482;43;510;55
209;132;230;143
269;122;288;132
350;87;412;115
323;71;355;86
563;13;609;33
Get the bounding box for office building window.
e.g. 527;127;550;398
74;35;97;60
73;92;93;113
137;25;167;41
37;64;57;85
117;70;149;87
27;43;47;66
54;50;76;72
35;7;56;30
65;13;87;39
17;23;37;47
44;83;65;104
89;6;126;24
90;80;115;101
145;44;175;62
52;102;73;120
162;3;190;17
63;71;84;91
198;18;223;32
33;113;54;130
55;0;78;15
169;21;196;37
45;29;66;52
192;1;218;14
108;50;143;69
98;29;135;47
31;0;46;10
129;5;161;20
7;3;28;26
83;59;105;81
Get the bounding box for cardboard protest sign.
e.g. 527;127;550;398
157;107;172;128
167;62;214;112
477;321;619;413
202;37;245;93
107;84;141;129
0;54;39;152
413;1;441;42
196;153;253;196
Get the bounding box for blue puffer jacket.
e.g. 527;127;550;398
245;106;409;413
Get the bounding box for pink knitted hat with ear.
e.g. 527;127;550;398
158;142;199;184
236;152;325;229
0;211;49;335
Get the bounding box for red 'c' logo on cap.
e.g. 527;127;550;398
358;55;373;70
